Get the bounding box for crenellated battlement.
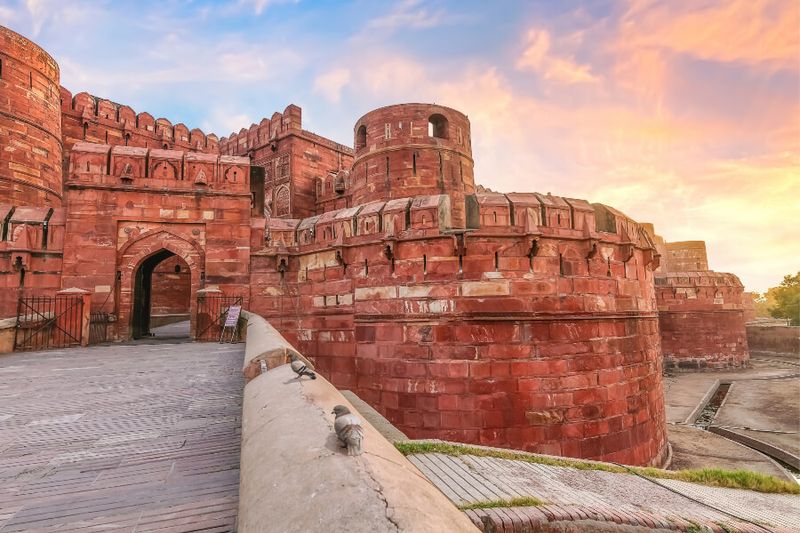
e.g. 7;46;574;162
60;88;219;157
218;105;353;159
218;105;303;156
249;187;667;465
655;269;749;368
66;142;250;194
262;191;655;255
655;271;745;310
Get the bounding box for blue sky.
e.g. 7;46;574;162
1;0;798;292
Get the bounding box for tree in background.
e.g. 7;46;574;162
767;272;800;326
751;292;775;317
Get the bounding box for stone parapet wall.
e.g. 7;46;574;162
0;25;62;207
250;191;669;466
238;311;478;532
60;88;218;165
746;325;799;354
656;271;749;368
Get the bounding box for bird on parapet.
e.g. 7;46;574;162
332;405;364;456
289;354;316;380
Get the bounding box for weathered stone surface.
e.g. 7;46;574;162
0;27;679;466
0;26;62;207
655;271;749;369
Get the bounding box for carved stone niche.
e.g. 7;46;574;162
334;170;350;195
194;168;208;186
120;163;134;184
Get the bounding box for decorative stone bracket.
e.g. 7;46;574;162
382;237;396;262
620;243;635;263
528;237;540;260
334;248;347;269
585;239;599;260
644;249;660;270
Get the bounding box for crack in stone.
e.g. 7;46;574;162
361;460;401;532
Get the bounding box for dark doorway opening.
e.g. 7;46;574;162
250;165;265;217
132;250;191;340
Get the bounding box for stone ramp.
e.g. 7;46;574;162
0;341;244;532
409;451;800;532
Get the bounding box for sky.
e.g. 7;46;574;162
1;0;798;292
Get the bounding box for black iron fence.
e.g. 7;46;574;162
89;311;112;344
14;295;84;351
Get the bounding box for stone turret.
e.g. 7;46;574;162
0;25;63;206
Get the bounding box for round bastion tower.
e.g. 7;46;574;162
0;26;63;207
351;104;475;228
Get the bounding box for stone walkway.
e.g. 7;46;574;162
0;341;244;532
409;449;800;532
663;353;800;478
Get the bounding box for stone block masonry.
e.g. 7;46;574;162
656;272;749;369
0;26;62;207
642;226;750;369
251;184;669;467
0;24;709;467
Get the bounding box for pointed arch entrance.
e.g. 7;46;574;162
117;230;204;340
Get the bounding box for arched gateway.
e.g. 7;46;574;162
117;231;203;339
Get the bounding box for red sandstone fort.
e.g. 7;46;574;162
0;26;749;466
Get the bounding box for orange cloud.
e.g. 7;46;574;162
618;0;800;69
516;29;597;84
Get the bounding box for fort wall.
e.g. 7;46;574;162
59;87;219;173
219;106;354;220
0;25;716;467
663;241;708;272
251;193;668;466
641;225;749;369
0;205;65;316
150;255;191;317
0;26;62;207
656;271;749;369
61;143;251;338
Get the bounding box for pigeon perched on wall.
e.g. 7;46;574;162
290;354;316;380
332;405;364;456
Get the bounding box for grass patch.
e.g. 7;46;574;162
396;441;800;495
458;496;544;511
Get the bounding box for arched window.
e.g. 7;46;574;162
355;124;367;150
428;114;448;139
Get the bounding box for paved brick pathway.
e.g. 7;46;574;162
0;341;244;532
409;450;800;532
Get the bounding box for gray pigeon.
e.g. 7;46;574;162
332;405;364;456
290;356;316;379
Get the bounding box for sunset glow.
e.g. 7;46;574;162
2;0;797;291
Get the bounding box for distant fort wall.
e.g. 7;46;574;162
656;271;749;369
642;226;750;369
